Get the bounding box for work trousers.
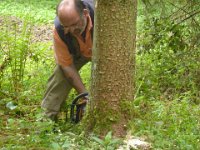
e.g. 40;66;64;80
41;55;89;119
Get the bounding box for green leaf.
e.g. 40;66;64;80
134;96;144;106
51;142;61;149
7;118;15;124
107;145;115;150
109;139;121;145
62;140;71;148
6;102;17;110
91;136;104;146
105;131;112;142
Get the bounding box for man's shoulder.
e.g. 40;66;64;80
54;17;61;29
83;0;94;10
83;0;94;26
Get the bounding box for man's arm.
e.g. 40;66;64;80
61;63;87;94
53;29;87;94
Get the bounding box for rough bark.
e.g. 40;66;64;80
85;0;137;137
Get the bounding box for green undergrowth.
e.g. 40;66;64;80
0;0;58;24
0;104;119;149
0;0;200;149
130;96;200;149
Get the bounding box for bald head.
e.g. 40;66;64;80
57;0;86;17
57;0;79;26
56;0;89;35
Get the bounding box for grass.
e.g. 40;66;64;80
131;97;200;149
0;0;200;149
0;0;58;24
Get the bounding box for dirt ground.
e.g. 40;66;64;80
0;16;53;43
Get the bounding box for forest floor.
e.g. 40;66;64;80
0;16;52;43
0;1;200;149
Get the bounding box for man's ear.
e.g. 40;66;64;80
83;9;89;16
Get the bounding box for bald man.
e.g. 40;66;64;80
41;0;94;121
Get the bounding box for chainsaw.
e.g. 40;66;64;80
66;92;89;123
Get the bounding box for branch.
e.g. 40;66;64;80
141;0;152;9
167;2;189;19
167;1;200;21
166;1;200;27
177;10;200;25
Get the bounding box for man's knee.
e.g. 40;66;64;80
42;108;59;121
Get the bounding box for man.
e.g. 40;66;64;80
41;0;94;121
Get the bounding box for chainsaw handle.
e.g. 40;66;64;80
70;92;89;123
72;92;89;105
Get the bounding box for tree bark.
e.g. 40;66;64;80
85;0;137;137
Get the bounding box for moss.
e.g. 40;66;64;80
83;99;137;136
119;100;134;119
83;100;124;135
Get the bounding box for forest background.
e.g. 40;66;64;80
0;0;199;149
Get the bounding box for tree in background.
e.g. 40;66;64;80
85;0;137;137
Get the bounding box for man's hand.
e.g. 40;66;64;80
77;96;89;105
61;63;87;94
76;95;89;122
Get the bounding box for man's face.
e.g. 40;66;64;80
60;11;87;35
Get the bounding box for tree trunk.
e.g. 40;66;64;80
86;0;137;137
